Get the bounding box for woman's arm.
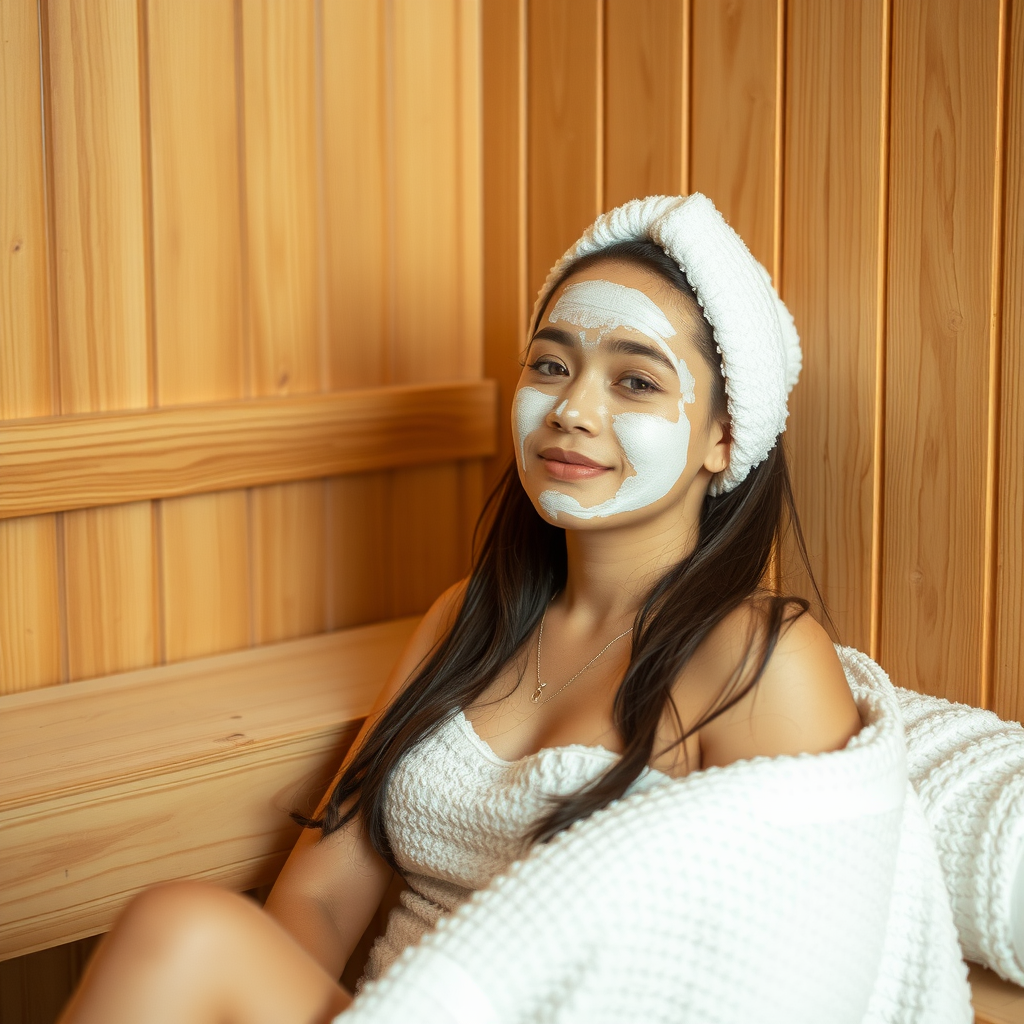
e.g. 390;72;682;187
264;579;469;977
691;605;862;770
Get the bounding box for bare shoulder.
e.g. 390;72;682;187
693;599;863;770
364;577;468;718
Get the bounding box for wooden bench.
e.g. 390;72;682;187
1;615;1020;1021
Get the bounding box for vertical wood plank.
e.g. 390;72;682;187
241;0;321;398
391;0;481;384
0;517;62;694
880;0;1002;702
327;474;393;630
390;463;468;618
482;0;526;477
604;0;685;209
0;1;63;697
147;0;250;665
148;0;244;404
690;0;779;271
242;0;326;645
64;503;157;680
0;937;100;1024
993;0;1023;722
1;0;53;420
526;0;602;303
781;0;886;650
161;491;250;661
252;481;326;644
321;0;389;391
48;0;150;413
49;0;158;685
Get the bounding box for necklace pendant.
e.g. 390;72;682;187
530;683;545;704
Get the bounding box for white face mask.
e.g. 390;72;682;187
513;278;697;521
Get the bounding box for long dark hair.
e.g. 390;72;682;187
298;240;825;866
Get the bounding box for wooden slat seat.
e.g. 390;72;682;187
0;618;418;961
0;615;1020;1021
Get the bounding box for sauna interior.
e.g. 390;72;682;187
1;0;1022;1019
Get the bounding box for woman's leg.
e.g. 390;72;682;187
59;881;351;1024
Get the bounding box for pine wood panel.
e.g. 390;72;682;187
321;0;389;391
0;618;418;960
482;0;527;478
390;0;481;384
48;0;150;413
880;0;1003;702
161;492;250;662
781;0;887;651
48;0;158;698
603;0;686;210
0;382;497;519
690;0;780;273
0;937;99;1024
0;518;62;694
252;481;326;644
526;0;602;304
63;503;156;682
993;0;1024;723
241;0;321;398
1;0;53;421
971;963;1024;1024
147;0;250;668
327;474;393;630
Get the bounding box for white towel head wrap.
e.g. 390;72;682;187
531;193;802;495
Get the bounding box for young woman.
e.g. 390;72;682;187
59;195;882;1024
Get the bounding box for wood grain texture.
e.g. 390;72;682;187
0;381;498;519
0;517;61;694
391;0;482;385
63;503;156;682
604;0;685;209
0;0;54;421
993;0;1024;723
47;0;150;413
241;0;322;398
880;0;1002;701
482;0;526;478
321;0;389;390
526;0;601;303
781;0;886;650
161;491;250;662
971;962;1024;1024
0;618;418;959
148;0;244;404
327;473;393;630
0;936;100;1022
690;0;779;271
146;0;251;676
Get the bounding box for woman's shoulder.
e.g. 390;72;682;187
366;578;469;715
687;595;863;771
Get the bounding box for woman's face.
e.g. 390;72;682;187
513;259;729;530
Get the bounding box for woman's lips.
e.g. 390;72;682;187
538;447;610;482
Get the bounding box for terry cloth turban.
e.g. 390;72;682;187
531;194;802;496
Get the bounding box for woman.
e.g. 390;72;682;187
58;195;963;1024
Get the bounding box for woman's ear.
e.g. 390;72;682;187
703;418;731;475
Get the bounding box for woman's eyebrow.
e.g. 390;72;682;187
530;326;575;347
607;338;676;373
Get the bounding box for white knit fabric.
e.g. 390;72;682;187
896;687;1024;984
531;194;802;495
340;649;970;1024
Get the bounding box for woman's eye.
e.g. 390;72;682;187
620;375;661;394
528;358;568;377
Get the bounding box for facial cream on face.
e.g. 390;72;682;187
514;386;559;468
539;277;698;520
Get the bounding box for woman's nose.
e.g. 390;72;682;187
546;378;604;433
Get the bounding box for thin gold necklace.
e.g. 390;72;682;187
531;604;633;704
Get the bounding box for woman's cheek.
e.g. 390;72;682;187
512;387;559;468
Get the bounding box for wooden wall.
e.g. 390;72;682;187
483;0;1023;714
2;0;1022;1017
0;0;483;700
